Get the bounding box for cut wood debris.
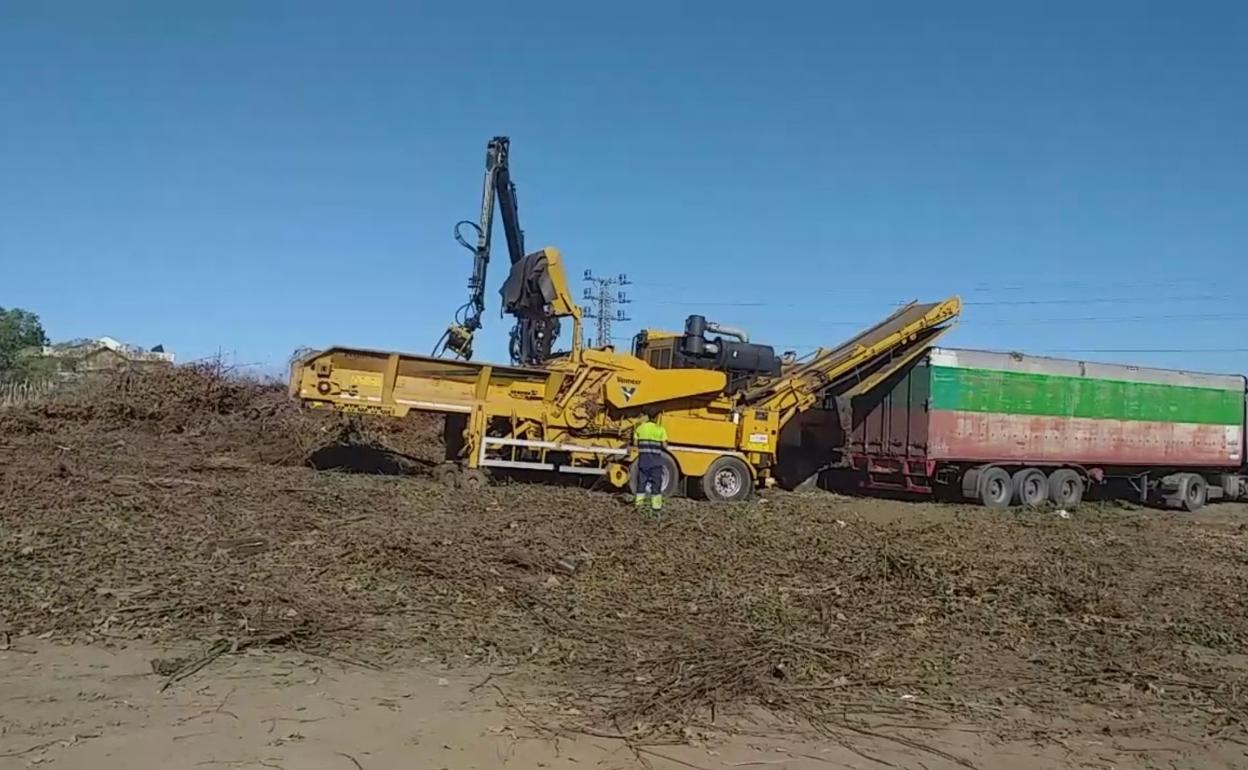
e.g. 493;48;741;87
3;366;1248;741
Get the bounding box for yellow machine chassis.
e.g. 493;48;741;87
290;297;961;495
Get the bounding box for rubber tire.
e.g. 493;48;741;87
628;452;680;498
699;456;754;502
1180;474;1207;512
460;468;489;491
1047;469;1084;507
433;463;460;488
1011;468;1048;508
961;467;984;501
978;467;1013;509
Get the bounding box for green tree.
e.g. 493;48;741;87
0;307;49;374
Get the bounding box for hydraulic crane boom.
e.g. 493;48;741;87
437;136;580;367
438;136;527;361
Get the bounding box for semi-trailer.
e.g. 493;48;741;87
795;347;1248;510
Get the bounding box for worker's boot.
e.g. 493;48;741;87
650;495;663;514
634;493;647;509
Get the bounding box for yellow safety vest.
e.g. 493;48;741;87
634;420;668;455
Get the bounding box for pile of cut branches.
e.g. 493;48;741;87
2;366;1248;742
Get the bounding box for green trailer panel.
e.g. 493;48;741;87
924;349;1245;467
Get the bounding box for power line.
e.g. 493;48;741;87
771;346;1248;358
1035;348;1248;355
619;311;1248;328
603;333;1248;358
629;276;1223;292
638;293;1247;310
976;313;1248;324
964;295;1243;307
804;312;1248;327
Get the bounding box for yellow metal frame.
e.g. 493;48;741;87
289;296;961;492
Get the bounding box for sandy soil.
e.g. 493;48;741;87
3;640;1246;770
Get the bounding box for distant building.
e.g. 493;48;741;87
38;336;175;373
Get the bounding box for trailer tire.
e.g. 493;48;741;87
1163;473;1208;512
1012;468;1048;507
1180;474;1207;512
978;467;1013;509
700;456;754;502
961;467;984;500
1047;469;1084;507
628;453;680;498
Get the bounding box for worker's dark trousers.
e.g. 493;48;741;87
638;465;663;494
635;464;664;511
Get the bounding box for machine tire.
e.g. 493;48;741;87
1012;468;1048;507
460;468;490;491
628;452;680;498
699;456;754;502
1047;469;1084;507
1180;474;1207;512
978;467;1013;509
433;463;461;488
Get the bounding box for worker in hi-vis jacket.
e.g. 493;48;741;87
632;409;669;513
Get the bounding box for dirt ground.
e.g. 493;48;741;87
4;369;1248;768
4;640;1247;770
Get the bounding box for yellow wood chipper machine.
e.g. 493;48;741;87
289;137;961;500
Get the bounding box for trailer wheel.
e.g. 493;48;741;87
1012;468;1048;507
699;456;754;502
1180;474;1207;512
978;467;1013;509
1047;469;1084;507
628;452;680;498
1163;473;1208;512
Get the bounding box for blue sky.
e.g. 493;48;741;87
1;1;1245;375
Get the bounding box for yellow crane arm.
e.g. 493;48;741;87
740;296;962;422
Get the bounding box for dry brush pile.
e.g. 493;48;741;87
3;366;1248;741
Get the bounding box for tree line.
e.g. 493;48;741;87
0;306;50;382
